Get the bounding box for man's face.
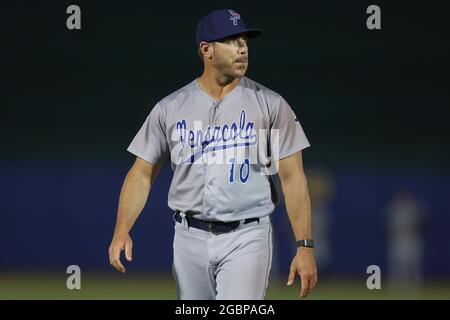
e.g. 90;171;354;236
210;33;249;78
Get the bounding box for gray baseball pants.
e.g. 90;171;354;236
172;213;273;300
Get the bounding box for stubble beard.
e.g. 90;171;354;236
212;55;247;82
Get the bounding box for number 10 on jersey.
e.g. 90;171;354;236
229;158;250;183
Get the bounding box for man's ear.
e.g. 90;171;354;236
200;42;213;59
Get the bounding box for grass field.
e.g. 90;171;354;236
1;272;449;300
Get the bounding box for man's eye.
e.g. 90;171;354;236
222;38;246;46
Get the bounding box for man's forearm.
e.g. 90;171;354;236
281;173;312;241
277;154;317;296
114;169;151;235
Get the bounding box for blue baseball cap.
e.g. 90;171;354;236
196;9;263;47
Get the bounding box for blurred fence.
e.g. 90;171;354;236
1;161;449;279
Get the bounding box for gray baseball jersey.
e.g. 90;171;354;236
127;76;310;222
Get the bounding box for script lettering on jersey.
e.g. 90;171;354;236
174;110;258;164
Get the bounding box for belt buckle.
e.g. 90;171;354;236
208;222;213;232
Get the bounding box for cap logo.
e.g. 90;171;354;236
228;10;241;26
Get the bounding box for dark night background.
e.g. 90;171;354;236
1;0;449;298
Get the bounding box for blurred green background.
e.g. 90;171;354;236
1;272;449;300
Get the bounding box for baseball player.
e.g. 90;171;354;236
108;9;317;300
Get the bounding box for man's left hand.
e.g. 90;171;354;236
287;248;318;298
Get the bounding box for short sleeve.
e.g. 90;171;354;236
270;96;310;160
127;103;169;164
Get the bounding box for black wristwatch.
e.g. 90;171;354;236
296;239;314;248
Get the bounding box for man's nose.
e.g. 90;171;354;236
238;43;248;55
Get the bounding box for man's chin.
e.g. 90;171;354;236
234;69;247;78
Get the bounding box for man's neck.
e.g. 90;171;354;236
197;72;241;101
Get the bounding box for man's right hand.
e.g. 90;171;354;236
108;232;133;273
